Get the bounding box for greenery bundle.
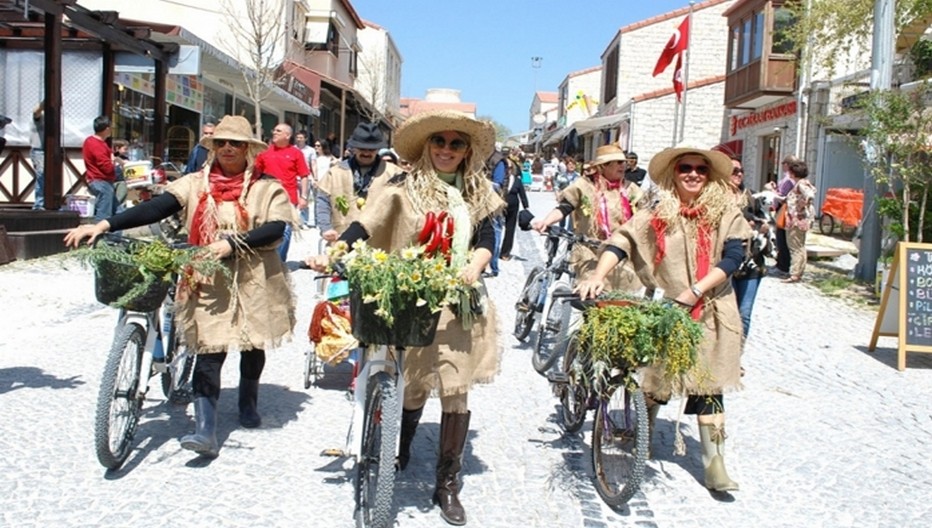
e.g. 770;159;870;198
577;293;704;393
73;237;229;309
328;240;465;326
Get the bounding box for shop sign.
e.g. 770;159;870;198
282;74;316;107
730;101;798;135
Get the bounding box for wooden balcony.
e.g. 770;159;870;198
725;55;797;109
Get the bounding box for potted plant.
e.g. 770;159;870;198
328;240;466;347
575;292;705;395
72;236;229;312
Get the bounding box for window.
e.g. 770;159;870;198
741;18;752;65
603;45;619;104
729;25;740;71
772;7;796;55
751;11;764;60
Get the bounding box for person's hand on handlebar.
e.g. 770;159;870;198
305;254;330;272
63;221;111;248
321;229;340;242
574;277;606;300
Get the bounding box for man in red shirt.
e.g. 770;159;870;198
82;116;117;222
254;123;310;261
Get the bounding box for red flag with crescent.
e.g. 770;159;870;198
673;53;685;101
653;16;690;77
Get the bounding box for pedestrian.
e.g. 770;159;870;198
307;110;503;526
575;143;750;492
185;120;216;174
254;122;309;261
314;122;402;244
728;156;768;338
484;146;508;276
773;154;799;275
111;139;130;212
498;153;529;261
30;102;46;210
64;115;296;459
531;144;644;292
782;160;816;283
295;130;316;229
82;116;117;223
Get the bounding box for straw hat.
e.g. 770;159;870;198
200;115;267;149
393;110;495;163
590;144;628;166
646;142;733;189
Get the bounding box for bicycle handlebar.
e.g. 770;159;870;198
544;224;601;250
554;291;693;312
101;233;192;251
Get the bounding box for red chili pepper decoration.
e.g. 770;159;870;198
425;220;443;253
418;211;436;244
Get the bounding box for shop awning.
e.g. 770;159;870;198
574;113;627;135
542;126;572;146
713;140;744;158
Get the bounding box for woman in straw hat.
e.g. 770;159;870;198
65;115;297;458
575;144;751;493
530;144;645;292
307;110;503;525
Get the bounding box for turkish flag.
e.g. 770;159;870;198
673;53;685;101
653;16;690;77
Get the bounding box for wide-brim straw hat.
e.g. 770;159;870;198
590;144;628;166
647;142;733;189
394;110;495;164
200;115;267;149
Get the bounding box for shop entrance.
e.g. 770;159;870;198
760;134;782;188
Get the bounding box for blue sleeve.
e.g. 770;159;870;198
715;238;746;277
185;147;198;174
315;191;333;230
492;161;506;187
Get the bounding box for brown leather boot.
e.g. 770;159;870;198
396;406;423;471
432;411;470;526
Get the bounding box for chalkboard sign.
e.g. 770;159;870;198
904;246;932;347
869;242;932;370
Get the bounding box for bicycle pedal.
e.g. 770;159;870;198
547;372;569;384
545;322;561;332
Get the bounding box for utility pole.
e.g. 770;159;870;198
855;0;894;281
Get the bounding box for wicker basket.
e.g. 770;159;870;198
93;252;170;313
349;288;441;347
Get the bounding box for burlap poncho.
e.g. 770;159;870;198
606;204;751;398
560;176;643;292
166;173;296;354
318;160;404;234
355;175;503;397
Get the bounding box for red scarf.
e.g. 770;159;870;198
650;204;712;320
596;176;633;239
188;164;252;246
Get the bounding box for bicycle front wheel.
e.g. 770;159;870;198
94;323;146;470
558;336;588;433
532;284;573;375
591;385;648;508
513;266;546;341
354;371;399;528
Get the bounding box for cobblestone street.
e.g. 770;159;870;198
1;192;931;527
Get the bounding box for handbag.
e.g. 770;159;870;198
775;203;787;229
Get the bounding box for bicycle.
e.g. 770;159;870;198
547;292;652;509
91;235;195;470
329;263;442;528
514;224;599;375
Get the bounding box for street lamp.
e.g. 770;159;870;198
531;56;542;92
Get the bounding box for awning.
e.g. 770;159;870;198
542;126;572;146
149;25;319;116
574;113;628;135
713;140;744;158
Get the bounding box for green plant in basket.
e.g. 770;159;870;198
328;240;464;326
577;292;704;393
73;237;229;309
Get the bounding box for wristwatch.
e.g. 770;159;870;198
690;284;703;298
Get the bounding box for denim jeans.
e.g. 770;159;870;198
490;215;503;274
87;179;116;223
31;149;45;210
277;222;292;262
732;275;762;339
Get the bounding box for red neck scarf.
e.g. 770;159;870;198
595;176;633;239
188;164;253;246
650;203;712;320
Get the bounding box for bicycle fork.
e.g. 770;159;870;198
344;346;405;460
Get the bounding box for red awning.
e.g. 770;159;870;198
281;61;322;108
713;140;744;159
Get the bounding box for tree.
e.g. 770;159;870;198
218;0;288;140
355;52;387;124
476;116;510;142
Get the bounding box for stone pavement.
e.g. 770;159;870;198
0;192;931;527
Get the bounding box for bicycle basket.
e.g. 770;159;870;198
349;288;441;347
93;240;171;312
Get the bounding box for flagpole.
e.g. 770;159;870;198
678;0;696;143
671;99;680;147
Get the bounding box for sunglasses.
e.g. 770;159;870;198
213;139;246;149
429;135;469;152
676;163;710;176
732;168;744;175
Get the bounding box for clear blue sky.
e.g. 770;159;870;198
350;0;693;135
